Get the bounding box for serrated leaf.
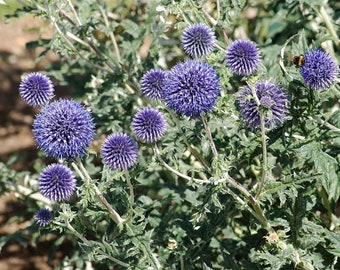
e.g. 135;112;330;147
120;19;141;38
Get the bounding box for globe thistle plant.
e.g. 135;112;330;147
237;80;289;129
35;208;53;227
39;163;77;202
101;133;138;170
19;72;54;106
226;40;261;76
33;99;95;160
162;60;221;117
141;69;166;100
300;49;339;89
132;107;167;143
181;23;216;58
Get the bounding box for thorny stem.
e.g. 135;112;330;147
55;219;129;268
201;114;219;159
9;182;52;206
73;162;159;268
124;169;135;207
247;82;269;200
71;161;126;225
34;2;111;73
57;9;116;73
316;6;339;46
97;0;122;63
169;110;211;172
153;144;210;184
154;144;273;231
307;115;340;132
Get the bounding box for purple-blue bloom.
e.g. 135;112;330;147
226;40;260;76
33;99;95;160
141;69;166;100
300;49;339;89
132;107;167;143
101;133;138;170
35;208;53;227
237;80;289;129
162;60;221;117
39;163;76;202
181;23;216;58
19;72;54;106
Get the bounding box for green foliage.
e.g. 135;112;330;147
1;0;340;269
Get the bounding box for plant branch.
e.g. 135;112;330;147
247;82;269;199
55;219;130;267
97;1;122;63
169;110;211;172
201;114;218;158
153;144;210;184
72;161;126;225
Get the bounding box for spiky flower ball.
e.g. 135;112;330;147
300;49;339;89
39;163;76;202
132;107;167;143
33;99;95;160
237;80;289;129
141;69;166;100
181;23;216;58
226;40;260;76
35;208;53;227
101;133;138;170
162;60;221;117
19;72;54;106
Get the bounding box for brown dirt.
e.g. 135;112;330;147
0;14;68;269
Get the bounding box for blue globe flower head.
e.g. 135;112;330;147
300;49;339;89
237;80;289;129
162;60;221;117
101;133;138;170
141;69;166;100
181;23;216;58
226;40;261;76
132;107;167;143
33;99;95;160
35;208;53;227
39;163;76;202
19;72;54;106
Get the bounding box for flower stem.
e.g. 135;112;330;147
201;114;218;158
72;161;126;225
223;174;273;232
255;110;268;199
247;82;268;199
316;6;339;46
55;219;129;267
169;110;211;172
96;0;122;63
153;144;210;184
124;169;135;207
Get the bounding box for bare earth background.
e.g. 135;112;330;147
0;15;70;270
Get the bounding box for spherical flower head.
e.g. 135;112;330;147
35;208;53;227
101;133;138;170
181;23;216;58
237;80;289;129
39;163;76;202
33;99;95;160
19;72;54;106
300;49;339;89
226;40;261;76
141;69;166;100
132;107;167;143
162;60;221;117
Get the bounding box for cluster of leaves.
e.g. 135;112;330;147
1;0;340;269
